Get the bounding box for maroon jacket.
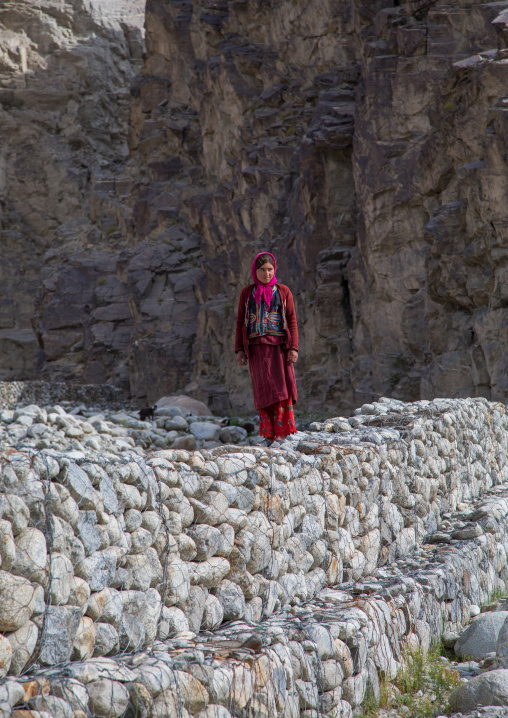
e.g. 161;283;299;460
235;283;299;358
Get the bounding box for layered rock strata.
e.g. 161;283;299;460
0;397;506;716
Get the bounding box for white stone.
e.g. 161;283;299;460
66;462;98;509
0;636;12;678
0;520;15;571
190;422;221;441
141;510;162;535
12;527;47;584
51;678;89;712
163;558;191;605
124;508;142;532
50;552;75;605
136;662;174;696
173;670;209;713
191;557;230;589
1;494;29;535
214;579;245;621
0;571;37;631
208;666;233;703
0;680;24;708
72;616;96;660
31;695;73;718
158;606;190;639
75;549;117;592
86;587;124;626
68;576;91;608
130;527;153;553
187;524;222;560
190;493;229;525
7;620;38;674
178;533;197;561
197;706;233;718
93;622;120;657
122;587;161;642
87;678;130;717
201;594;224;630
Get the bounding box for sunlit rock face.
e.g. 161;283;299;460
7;1;508;414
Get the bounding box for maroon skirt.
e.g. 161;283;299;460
248;343;297;410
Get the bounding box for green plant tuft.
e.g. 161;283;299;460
359;642;460;718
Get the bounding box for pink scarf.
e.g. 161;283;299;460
251;252;277;306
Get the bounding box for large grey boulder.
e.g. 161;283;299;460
157;395;213;416
497;615;508;667
190;422;221;441
454;612;508;661
449;669;508;712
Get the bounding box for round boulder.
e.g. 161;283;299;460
449;669;508;712
157;395;213;416
88;678;129;717
455;611;508;661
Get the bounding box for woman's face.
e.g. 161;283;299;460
256;262;275;284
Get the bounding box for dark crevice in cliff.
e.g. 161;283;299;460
342;276;354;331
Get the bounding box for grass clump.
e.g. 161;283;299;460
359;642;460;718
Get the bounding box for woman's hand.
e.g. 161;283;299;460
287;349;298;364
236;350;248;366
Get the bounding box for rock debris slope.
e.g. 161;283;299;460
20;0;508;414
0;397;506;717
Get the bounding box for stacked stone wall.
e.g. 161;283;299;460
0;397;507;716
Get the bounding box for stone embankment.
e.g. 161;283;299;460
0;396;506;716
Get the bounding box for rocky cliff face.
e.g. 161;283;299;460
9;0;508;414
0;0;144;379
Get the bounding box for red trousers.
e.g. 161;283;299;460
259;398;297;439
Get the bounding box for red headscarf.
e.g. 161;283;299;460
251;252;277;306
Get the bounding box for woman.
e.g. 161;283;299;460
235;252;298;444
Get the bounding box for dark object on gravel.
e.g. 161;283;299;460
223;418;256;434
139;405;157;421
